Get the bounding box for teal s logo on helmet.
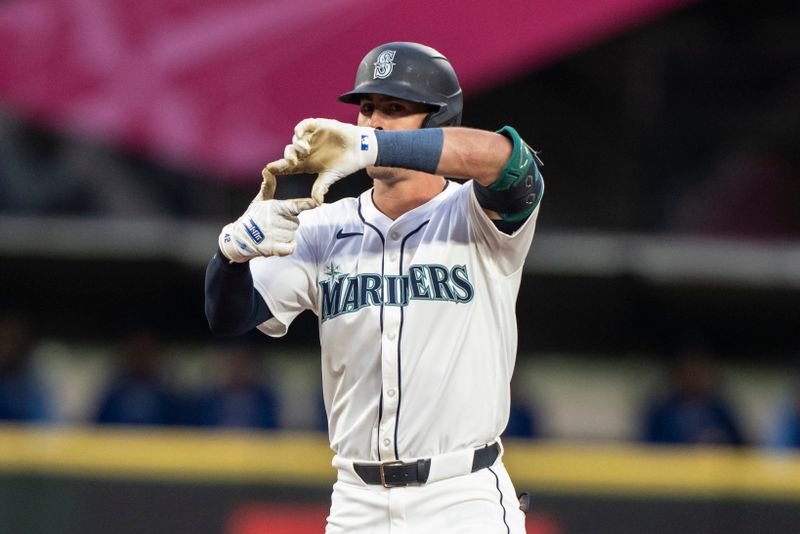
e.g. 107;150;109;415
373;50;396;79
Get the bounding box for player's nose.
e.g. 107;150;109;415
367;112;386;130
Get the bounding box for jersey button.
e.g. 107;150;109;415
389;231;400;240
383;438;391;447
389;253;398;262
387;331;397;340
387;389;396;397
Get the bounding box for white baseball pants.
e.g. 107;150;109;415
325;457;526;534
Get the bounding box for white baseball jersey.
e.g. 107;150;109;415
250;180;540;463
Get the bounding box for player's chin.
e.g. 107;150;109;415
367;166;406;182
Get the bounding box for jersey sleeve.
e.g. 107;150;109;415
248;212;320;337
464;179;543;277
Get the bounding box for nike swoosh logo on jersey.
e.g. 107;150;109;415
336;229;364;239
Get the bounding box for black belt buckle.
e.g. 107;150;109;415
379;460;410;488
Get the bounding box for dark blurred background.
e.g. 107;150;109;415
1;0;800;532
2;0;798;357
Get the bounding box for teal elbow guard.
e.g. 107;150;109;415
473;126;543;222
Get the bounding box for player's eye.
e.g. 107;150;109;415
360;103;374;115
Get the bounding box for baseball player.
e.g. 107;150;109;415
205;42;543;534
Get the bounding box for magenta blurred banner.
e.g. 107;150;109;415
0;0;692;182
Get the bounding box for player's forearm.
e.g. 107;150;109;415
374;125;543;222
436;128;513;186
204;250;272;335
373;127;512;186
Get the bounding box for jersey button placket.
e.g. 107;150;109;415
379;326;399;459
380;307;400;457
385;228;402;275
379;228;403;459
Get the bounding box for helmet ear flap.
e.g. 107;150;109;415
421;105;462;129
421;112;436;129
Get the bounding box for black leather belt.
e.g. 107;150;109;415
353;442;500;488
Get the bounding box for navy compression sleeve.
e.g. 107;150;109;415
204;249;272;335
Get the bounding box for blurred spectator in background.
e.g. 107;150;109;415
503;377;541;439
504;400;539;439
641;348;745;446
765;357;800;450
94;330;180;426
0;313;53;422
192;346;278;430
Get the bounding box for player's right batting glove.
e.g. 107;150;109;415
218;197;316;263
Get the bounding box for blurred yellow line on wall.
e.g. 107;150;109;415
0;425;336;485
503;440;800;499
2;427;800;499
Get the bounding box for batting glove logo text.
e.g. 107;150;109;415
243;218;265;244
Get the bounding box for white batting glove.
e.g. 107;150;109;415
218;197;317;263
266;118;378;205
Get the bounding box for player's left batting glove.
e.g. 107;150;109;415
266;118;378;205
218;196;317;263
218;170;316;263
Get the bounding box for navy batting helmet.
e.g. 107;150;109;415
338;42;463;128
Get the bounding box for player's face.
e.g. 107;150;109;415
357;94;430;130
358;94;431;181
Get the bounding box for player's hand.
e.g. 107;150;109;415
266;118;378;205
218;169;315;263
218;197;317;262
